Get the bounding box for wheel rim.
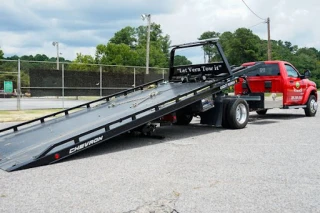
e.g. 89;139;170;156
236;103;247;124
310;99;318;113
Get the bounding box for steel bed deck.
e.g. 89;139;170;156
0;78;228;171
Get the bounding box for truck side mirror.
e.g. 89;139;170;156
304;69;311;78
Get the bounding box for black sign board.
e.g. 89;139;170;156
171;62;228;81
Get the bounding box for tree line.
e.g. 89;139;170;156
198;29;320;86
5;54;69;63
0;23;320;87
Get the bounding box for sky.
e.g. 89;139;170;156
0;0;319;61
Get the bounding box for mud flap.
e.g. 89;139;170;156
200;96;224;127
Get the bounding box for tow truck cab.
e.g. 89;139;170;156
234;61;318;116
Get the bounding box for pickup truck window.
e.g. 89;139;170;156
285;64;299;77
246;64;280;76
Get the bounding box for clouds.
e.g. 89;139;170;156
156;0;320;50
0;0;319;60
0;0;175;59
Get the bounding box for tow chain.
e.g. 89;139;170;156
131;86;177;108
131;91;159;108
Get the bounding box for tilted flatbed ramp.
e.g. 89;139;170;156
0;38;264;172
0;76;238;172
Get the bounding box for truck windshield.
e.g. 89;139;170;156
245;64;280;76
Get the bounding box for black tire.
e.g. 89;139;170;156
226;98;249;129
256;109;268;115
304;95;318;117
175;113;193;125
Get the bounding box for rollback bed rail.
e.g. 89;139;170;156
0;79;165;134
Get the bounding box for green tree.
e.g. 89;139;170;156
104;43;139;65
20;55;35;61
47;57;68;63
95;43;139;66
293;47;319;85
95;23;171;68
268;40;297;62
219;31;233;49
109;26;137;48
95;44;108;64
34;54;49;61
68;53;96;71
198;31;221;62
227;28;261;65
0;48;3;59
74;53;95;64
174;55;192;66
6;55;19;60
142;24;171;57
148;45;169;67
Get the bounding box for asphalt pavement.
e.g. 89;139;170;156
0;107;319;212
0;98;87;110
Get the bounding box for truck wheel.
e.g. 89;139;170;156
256;109;267;115
304;95;318;117
226;99;249;129
175;114;193;125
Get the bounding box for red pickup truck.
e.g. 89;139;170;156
234;61;318;116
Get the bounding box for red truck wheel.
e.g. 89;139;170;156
226;99;249;129
305;95;318;117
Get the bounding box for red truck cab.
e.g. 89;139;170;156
234;61;318;116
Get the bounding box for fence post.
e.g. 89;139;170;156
100;65;102;97
162;69;165;81
133;67;136;87
62;63;65;109
17;59;21;110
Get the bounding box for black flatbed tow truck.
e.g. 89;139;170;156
0;38;263;172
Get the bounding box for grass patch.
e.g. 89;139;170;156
0;109;64;122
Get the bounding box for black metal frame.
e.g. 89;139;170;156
169;39;233;80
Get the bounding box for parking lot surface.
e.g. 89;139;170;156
0;98;87;110
0;108;319;212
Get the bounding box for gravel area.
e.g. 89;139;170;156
0;108;319;213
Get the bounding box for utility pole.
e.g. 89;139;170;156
52;41;59;70
141;14;151;74
267;17;271;61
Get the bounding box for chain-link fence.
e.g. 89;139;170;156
0;59;169;110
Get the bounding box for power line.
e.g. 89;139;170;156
241;0;271;60
248;21;265;29
241;0;266;21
